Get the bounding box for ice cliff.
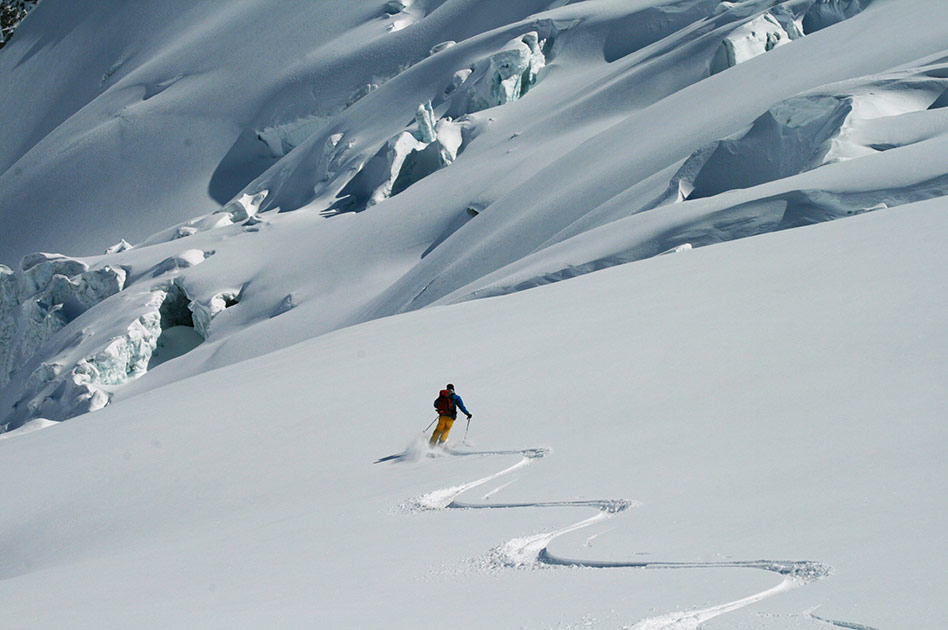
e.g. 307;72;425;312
446;32;547;117
0;247;244;431
1;255;125;388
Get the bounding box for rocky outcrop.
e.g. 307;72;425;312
0;0;39;50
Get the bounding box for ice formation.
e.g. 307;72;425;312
660;243;693;255
768;6;805;40
382;0;422;32
0;243;230;430
272;293;298;317
333;32;548;211
190;289;240;339
104;239;134;254
359;131;431;207
256;84;378;158
445;69;472;97
383;1;409;15
670;74;948;201
220;190;268;223
81;305;163;386
801;0;869;33
710;1;871;75
257;115;332;159
0;298;67;390
447;32;547;117
429;41;456;56
340;100;468;208
415;101;437;144
12;313;157;426
683;95;855;199
320;133;352;184
20;364;111;424
821;80;948;163
1;279;212;431
711;13;792;74
1;254;126;388
0;264;16;310
150;191;271;248
17;253;88;298
151;249;210;277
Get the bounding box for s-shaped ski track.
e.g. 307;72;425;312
387;446;851;629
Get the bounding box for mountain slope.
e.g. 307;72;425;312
3;0;948;433
1;197;945;629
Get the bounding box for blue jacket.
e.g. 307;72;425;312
434;392;470;419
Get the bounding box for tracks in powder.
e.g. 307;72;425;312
388;446;833;629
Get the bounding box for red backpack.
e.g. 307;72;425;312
435;389;456;416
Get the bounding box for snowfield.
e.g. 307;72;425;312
2;199;945;629
0;0;946;628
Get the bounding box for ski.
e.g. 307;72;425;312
373;451;407;464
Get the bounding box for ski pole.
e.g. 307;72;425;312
463;416;471;441
423;416;438;433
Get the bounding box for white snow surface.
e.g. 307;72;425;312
1;199;946;629
0;0;946;628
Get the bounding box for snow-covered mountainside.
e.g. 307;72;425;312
3;0;947;432
1;1;946;628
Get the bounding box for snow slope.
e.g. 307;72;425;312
1;198;945;629
1;0;947;627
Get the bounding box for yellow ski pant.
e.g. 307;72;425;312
430;415;455;445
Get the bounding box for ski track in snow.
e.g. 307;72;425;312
806;610;883;630
392;446;841;630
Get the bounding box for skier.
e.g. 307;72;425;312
430;383;472;447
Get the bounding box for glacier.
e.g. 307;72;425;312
0;0;936;433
